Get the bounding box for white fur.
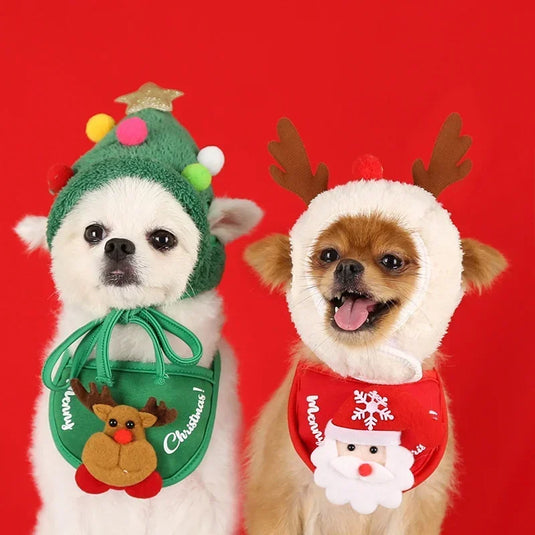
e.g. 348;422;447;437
325;421;401;446
287;179;463;384
19;176;262;534
15;215;48;251
51;177;201;316
208;197;263;245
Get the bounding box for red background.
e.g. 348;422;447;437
1;1;533;533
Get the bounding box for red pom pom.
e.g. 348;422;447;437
358;463;373;477
47;164;74;195
351;154;383;180
113;429;133;444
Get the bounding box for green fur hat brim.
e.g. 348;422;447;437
46;157;225;298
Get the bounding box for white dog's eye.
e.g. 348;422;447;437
84;224;107;244
347;444;356;452
148;229;177;251
369;446;378;454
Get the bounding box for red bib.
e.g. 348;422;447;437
288;361;448;489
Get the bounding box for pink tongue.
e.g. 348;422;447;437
334;298;376;331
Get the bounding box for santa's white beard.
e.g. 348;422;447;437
311;439;415;514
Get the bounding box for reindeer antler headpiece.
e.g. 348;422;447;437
278;113;473;383
268;113;472;202
268;118;330;204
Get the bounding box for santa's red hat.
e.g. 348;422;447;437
325;388;436;447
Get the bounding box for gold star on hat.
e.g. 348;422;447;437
115;82;184;114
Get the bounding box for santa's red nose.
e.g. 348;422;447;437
358;463;373;477
114;429;133;444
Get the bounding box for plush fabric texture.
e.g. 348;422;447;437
75;463;163;498
288;361;448;489
81;429;158;487
48;356;220;487
287;178;463;383
46;108;225;298
85;113;116;143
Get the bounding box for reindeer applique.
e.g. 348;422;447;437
70;379;177;499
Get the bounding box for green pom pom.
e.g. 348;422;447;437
182;163;212;191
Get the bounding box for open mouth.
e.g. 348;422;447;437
329;291;397;332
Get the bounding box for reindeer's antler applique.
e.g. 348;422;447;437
268;118;329;205
140;397;178;427
412;113;472;197
70;379;118;410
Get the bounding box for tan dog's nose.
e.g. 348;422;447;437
335;259;364;284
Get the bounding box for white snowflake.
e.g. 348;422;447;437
351;390;394;430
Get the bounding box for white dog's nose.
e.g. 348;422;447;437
104;238;136;262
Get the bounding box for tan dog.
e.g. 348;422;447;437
244;116;506;534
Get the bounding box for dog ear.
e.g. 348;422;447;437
15;215;48;251
461;238;507;293
244;234;292;292
208;198;263;244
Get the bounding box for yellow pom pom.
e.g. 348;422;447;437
86;113;115;143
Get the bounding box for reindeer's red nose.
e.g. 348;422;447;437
358;463;373;477
114;429;133;444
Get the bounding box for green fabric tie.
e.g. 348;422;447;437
43;307;203;391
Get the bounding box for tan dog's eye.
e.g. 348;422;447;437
380;254;404;270
108;418;118;427
320;248;340;263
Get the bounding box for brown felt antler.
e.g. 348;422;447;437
139;397;178;427
412;113;472;197
70;379;118;410
268;118;329;205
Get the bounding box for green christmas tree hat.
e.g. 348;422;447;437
46;82;227;298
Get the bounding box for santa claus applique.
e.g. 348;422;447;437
288;363;447;514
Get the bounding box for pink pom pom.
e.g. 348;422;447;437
116;117;148;146
351;154;383;180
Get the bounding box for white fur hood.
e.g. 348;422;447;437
287;178;463;384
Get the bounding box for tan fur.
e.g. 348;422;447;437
461;238;507;293
245;344;456;535
244;233;292;291
245;216;505;534
310;215;420;345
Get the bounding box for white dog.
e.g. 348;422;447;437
16;84;262;535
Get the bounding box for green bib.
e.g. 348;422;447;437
42;307;220;487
